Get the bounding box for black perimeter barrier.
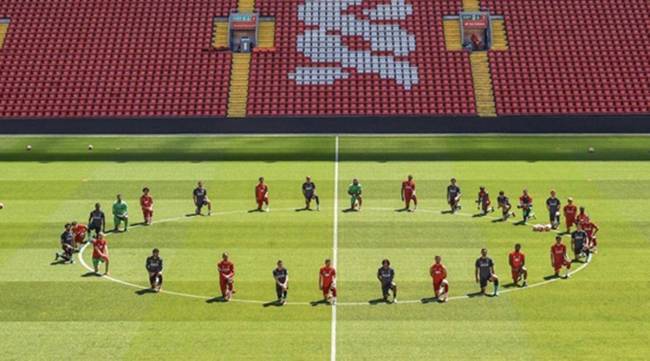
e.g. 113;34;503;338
0;114;649;134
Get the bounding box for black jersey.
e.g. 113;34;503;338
475;257;494;279
377;267;395;284
302;182;316;194
273;268;288;283
146;256;163;273
89;210;105;226
546;197;561;212
497;195;510;206
447;185;461;198
193;187;207;201
60;230;73;245
571;230;588;249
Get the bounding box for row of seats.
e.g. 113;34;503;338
482;0;649;115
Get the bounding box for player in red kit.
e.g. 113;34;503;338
429;255;449;302
563;197;577;234
476;186;494;215
140;187;154;225
217;252;235;301
550;236;571;278
401;175;417;212
319;259;337;305
576;207;590;228
581;221;599;252
508;243;528;287
255;177;270;212
71;221;88;250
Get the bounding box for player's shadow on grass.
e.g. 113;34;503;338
394;208;409;213
81;271;102;277
368;298;391;305
513;220;528;226
206;296;228;303
135;288;157;296
295;208;314;212
491;218;507;223
310;299;331;306
185;213;200;217
50;259;70;266
472;212;489;218
248;209;264;213
543;274;564;280
502;282;519;289
263;300;284;307
342;208;359;213
466;291;486;298
440;210;455;215
420;297;438;304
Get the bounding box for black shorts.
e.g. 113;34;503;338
304;192;315;200
479;275;492;288
381;281;394;294
195;199;208;207
574;244;584;254
88;224;101;234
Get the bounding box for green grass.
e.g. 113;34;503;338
0;136;649;360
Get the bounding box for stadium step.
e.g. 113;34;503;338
227;53;252;118
0;20;9;49
463;0;481;12
491;19;509;51
238;0;255;13
470;52;497;117
212;20;229;49
258;20;276;48
443;20;462;51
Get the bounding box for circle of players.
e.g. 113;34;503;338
52;176;599;305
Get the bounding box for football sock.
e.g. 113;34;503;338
494;280;500;294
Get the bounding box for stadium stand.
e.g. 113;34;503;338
483;0;650;115
0;0;647;119
0;0;235;118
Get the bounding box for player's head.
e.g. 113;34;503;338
71;221;77;226
324;258;331;266
523;188;528;195
222;252;229;261
64;223;71;230
352;178;358;185
567;197;573;204
97;232;105;239
306;176;311;182
381;259;390;268
94;202;101;210
499;190;504;196
555;235;562;243
550;189;556;197
197;181;203;188
434;255;441;264
142;187;150;194
116;194;122;201
480;248;488;257
277;260;284;269
450;178;456;184
514;243;522;251
152;248;159;256
259;177;264;183
579;206;585;213
407;175;413;181
480;186;485;191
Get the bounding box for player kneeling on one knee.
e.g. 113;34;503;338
377;259;397;303
430;256;449;302
92;232;110;275
551;236;571;279
55;223;75;264
112;194;129;232
146;248;163;292
509;243;528;287
217;252;235;301
319;259;337;305
273;260;289;305
447;178;462;213
193;181;212;216
475;248;499;296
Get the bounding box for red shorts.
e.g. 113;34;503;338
74;235;85;244
433;280;442;291
553;259;571;271
257;196;269;206
511;268;523;280
565;217;576;227
322;282;333;296
219;277;233;293
404;192;415;201
142;209;153;218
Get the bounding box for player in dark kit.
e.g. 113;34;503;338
571;227;590;263
475;248;499;296
401;175;417;212
446;178;461;213
518;189;534;223
273;260;289;305
193;181;212;216
497;191;515;220
302;176;320;211
546;190;561;229
146;248;163;292
54;223;75;264
476;186;494;215
508;244;528;287
87;203;106;236
377;259;397;303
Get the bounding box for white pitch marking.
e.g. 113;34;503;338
330;136;340;361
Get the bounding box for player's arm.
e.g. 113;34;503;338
508;255;514;268
318;273;323;289
429;266;434;278
474;264;479;283
550;248;554;266
101;213;106;231
593;224;599;235
283;274;288;288
88;212;93;224
401;183;405;201
193;191;197;204
442;266;448;279
264;186;269;198
159;258;163;273
377;269;382;282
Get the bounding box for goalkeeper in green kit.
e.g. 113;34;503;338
112;194;129;232
347;178;363;211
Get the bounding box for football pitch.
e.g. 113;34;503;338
1;135;649;361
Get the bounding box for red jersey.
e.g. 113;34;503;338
256;183;268;199
519;195;533;207
577;213;590;227
72;224;88;239
509;251;525;269
218;260;234;278
551;243;567;260
402;180;416;194
92;238;107;259
320;266;336;284
582;222;598;237
430;264;446;282
140;195;153;209
478;190;491;205
563;204;577;218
